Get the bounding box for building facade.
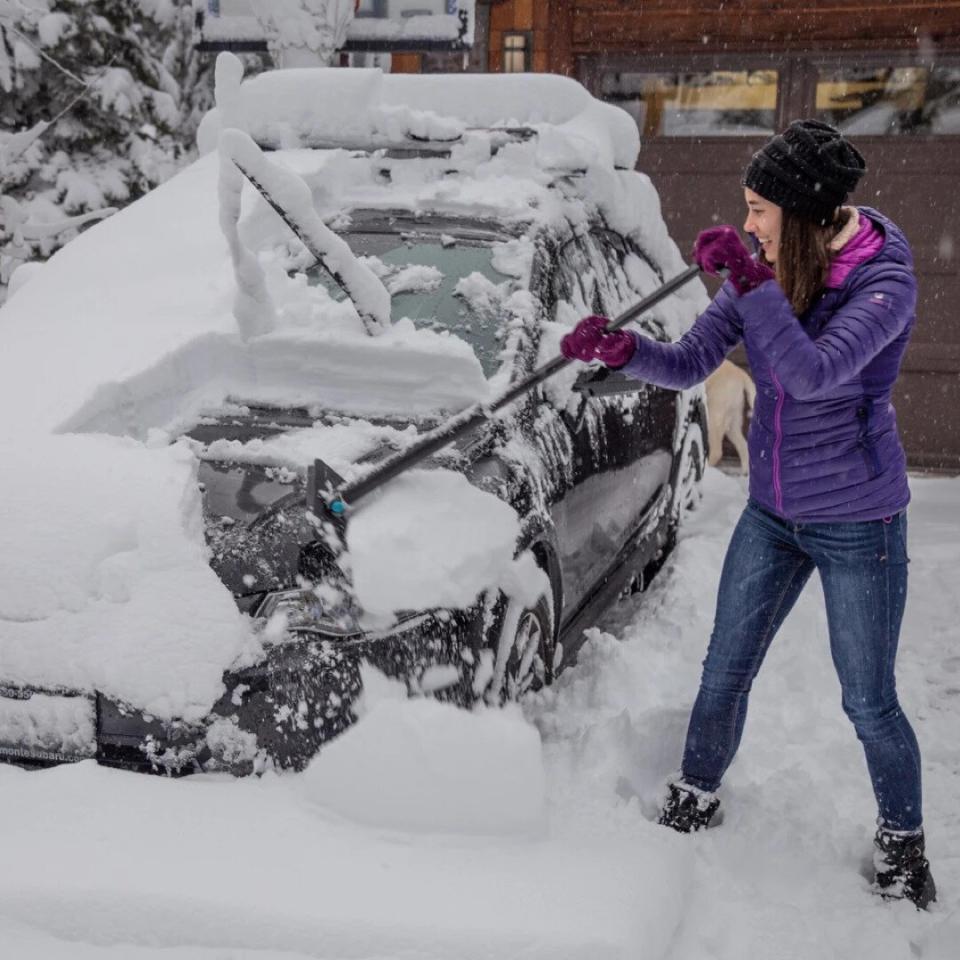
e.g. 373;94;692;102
481;1;960;471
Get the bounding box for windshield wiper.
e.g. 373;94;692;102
220;129;392;337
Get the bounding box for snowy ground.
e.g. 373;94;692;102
1;468;957;959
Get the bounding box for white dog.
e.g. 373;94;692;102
705;360;756;474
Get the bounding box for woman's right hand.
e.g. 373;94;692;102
561;315;636;368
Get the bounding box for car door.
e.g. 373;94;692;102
541;228;676;619
587;227;677;501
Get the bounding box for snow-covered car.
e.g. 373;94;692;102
0;63;708;775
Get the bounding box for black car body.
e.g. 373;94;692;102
0;74;707;775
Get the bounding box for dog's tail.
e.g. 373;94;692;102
744;375;757;416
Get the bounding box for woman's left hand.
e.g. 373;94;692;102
693;226;774;295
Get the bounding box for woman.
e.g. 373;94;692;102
561;119;935;909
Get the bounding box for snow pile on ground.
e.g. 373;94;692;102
528;470;960;958
0;435;249;720
302;669;545;835
1;471;958;958
0;755;687;960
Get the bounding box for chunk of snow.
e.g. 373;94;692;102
13;38;40;71
454;270;507;316
0;693;95;759
213;49;246;135
217;135;278;340
346;468;521;618
59;320;488;439
385;263;442;296
0;435;251;721
418;663;461;694
301;695;545;836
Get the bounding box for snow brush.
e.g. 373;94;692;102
306;263;703;533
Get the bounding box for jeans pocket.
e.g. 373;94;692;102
881;512;909;565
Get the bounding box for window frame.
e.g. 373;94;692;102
595;68;781;141
581;52;793;139
502;30;533;74
807;52;960;140
582;51;960;143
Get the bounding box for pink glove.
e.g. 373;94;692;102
561;315;607;361
595;328;636;368
693;226;774;296
560;315;636;368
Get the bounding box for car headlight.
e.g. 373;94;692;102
256;587;361;638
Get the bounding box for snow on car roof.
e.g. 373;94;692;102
198;62;641;171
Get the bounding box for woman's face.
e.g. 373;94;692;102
743;188;783;264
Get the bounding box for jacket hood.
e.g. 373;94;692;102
857;206;914;272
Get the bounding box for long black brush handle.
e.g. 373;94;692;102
326;263;702;515
488;262;702;415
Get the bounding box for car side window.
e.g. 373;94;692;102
592;231;669;342
586;230;636;316
551;235;606;319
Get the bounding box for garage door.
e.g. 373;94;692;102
584;52;960;471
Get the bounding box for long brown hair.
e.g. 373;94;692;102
761;208;850;315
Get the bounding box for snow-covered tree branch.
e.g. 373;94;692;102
0;1;230;300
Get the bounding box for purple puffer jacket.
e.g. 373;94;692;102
622;207;916;521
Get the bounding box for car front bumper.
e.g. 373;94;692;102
0;604;486;776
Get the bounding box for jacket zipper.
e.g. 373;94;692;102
771;369;785;514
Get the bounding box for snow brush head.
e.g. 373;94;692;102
307;458;349;544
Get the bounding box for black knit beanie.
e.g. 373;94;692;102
742;119;867;226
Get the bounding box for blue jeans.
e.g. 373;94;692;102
681;500;923;831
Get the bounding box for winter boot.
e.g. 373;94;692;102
873;826;937;910
657;781;720;833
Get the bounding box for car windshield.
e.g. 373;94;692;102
303;222;512;377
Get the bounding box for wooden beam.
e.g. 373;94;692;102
548;0;575;76
570;1;960;51
490;0;516;33
514;0;534;30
